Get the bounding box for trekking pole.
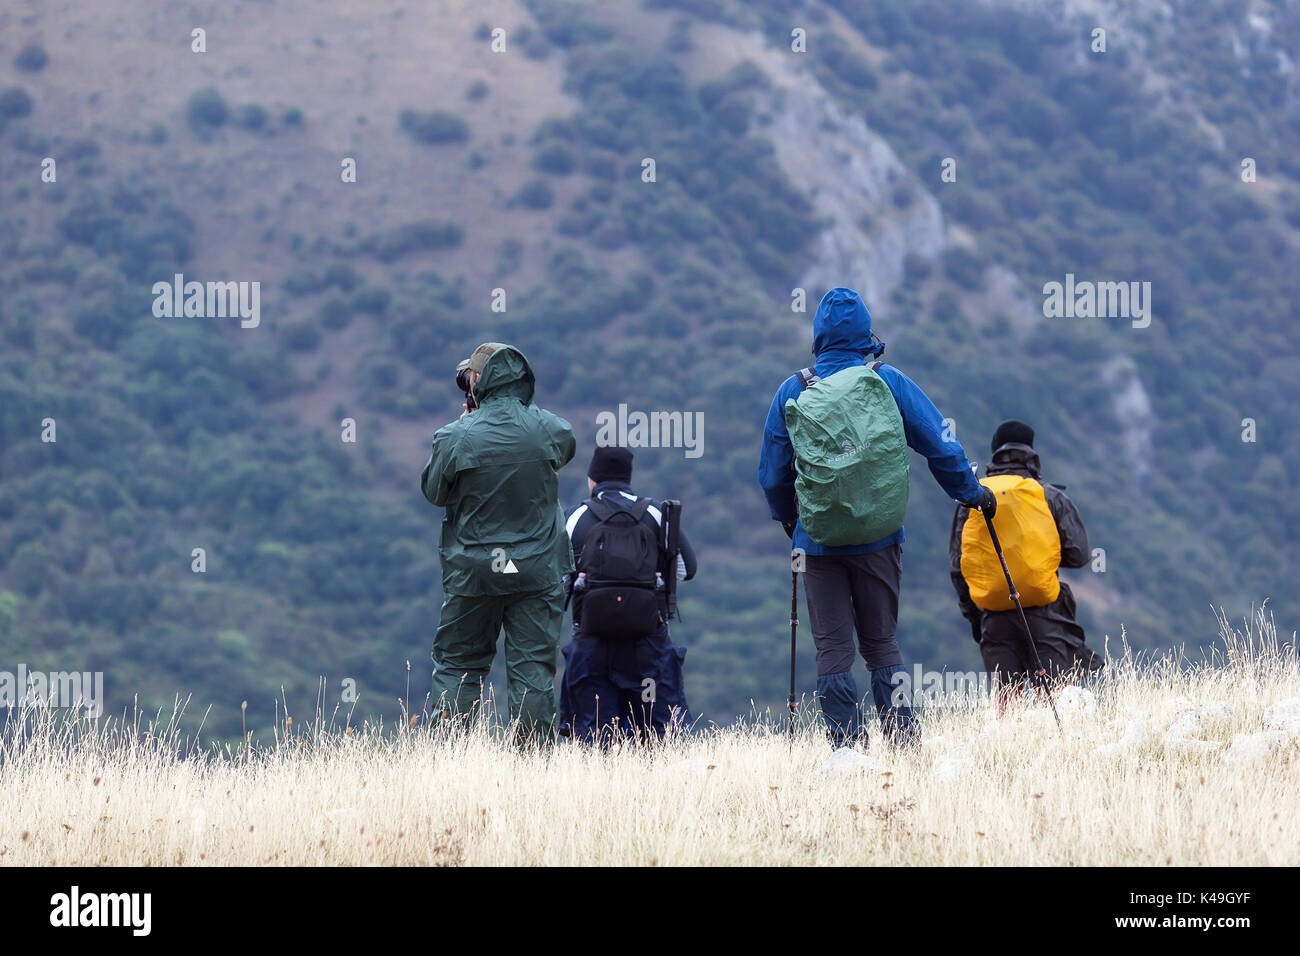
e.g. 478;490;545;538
788;568;799;738
981;510;1063;733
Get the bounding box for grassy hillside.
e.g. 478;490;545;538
0;0;1296;737
3;615;1298;865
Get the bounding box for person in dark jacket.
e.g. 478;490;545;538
758;287;993;749
558;446;697;743
421;342;576;744
948;420;1103;701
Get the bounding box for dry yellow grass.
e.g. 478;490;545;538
2;611;1297;866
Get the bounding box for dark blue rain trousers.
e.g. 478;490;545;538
558;624;690;744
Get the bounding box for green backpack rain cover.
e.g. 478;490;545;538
783;364;909;546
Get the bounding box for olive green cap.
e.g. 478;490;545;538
457;342;507;375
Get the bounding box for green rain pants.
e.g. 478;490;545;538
431;584;564;743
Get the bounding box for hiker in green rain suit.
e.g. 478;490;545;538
421;343;576;743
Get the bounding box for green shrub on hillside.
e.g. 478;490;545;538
399;109;470;145
285;322;322;352
319;297;353;331
323;262;362;292
236;104;268;130
14;44;48;73
513;178;555;209
0;87;33;119
533;141;577;175
362;221;464;262
186;88;229;130
515;25;551;60
350;284;391;314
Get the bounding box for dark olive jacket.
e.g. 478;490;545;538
421;346;576;596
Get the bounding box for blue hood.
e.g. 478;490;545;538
812;287;882;358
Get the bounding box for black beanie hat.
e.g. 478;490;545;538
588;445;634;484
991;420;1034;454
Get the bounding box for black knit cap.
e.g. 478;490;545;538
588;445;634;484
991;419;1034;454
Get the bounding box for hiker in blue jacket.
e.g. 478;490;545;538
758;287;993;748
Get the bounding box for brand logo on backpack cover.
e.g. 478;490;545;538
828;438;870;463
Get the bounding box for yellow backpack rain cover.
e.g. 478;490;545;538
960;474;1061;611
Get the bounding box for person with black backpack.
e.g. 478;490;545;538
758;287;992;750
558;446;697;743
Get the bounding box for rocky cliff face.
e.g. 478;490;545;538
683;23;947;307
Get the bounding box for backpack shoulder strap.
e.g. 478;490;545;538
795;367;820;389
586;494;651;523
798;363;883;386
583;496;617;523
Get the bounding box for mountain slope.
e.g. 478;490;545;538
1;0;1295;737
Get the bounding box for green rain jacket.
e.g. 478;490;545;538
421;346;576;596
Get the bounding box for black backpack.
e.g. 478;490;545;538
576;496;664;640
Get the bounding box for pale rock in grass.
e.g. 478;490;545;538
1120;717;1150;747
1262;698;1300;736
1198;700;1234;722
934;746;975;781
1163;735;1223;755
1222;730;1292;763
822;746;886;774
1160;701;1234;750
1090;718;1149;759
1057;685;1098;719
1163;708;1221;753
1165;710;1205;740
1157;695;1197;717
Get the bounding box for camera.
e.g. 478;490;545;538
456;366;478;411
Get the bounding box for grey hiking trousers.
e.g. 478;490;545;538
803;545;904;675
